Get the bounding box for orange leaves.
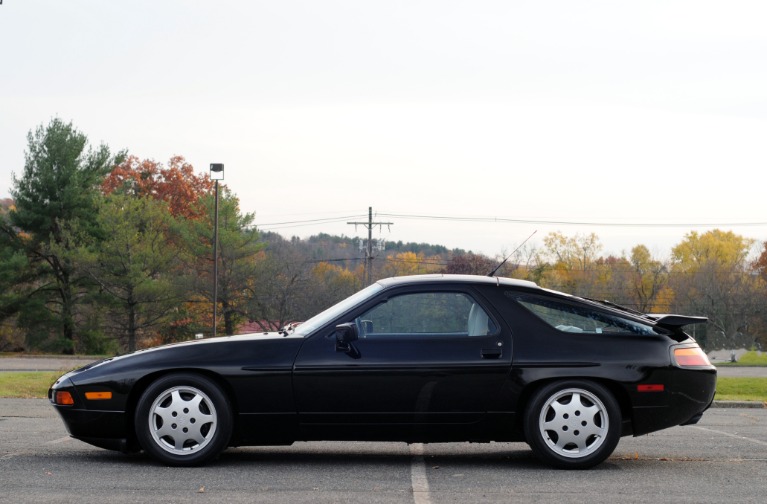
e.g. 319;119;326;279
102;155;215;220
384;251;442;277
754;242;767;281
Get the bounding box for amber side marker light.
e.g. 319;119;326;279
84;391;112;400
674;347;711;367
55;391;75;406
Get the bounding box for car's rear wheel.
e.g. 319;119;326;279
135;373;232;466
524;380;620;469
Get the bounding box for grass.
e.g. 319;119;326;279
0;371;62;399
715;351;767;367
732;351;767;366
715;377;767;402
1;371;766;404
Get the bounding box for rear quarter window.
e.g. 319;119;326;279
508;293;666;336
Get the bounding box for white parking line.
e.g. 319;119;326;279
410;443;432;504
692;426;767;447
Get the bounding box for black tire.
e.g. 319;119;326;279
134;373;232;466
524;380;621;469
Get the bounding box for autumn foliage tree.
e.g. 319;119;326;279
627;245;672;312
670;230;759;349
382;251;442;277
308;262;361;314
99;155;233;343
751;241;767;282
102;155;214;220
537;232;603;295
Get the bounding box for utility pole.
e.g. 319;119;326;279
348;207;393;285
209;163;225;338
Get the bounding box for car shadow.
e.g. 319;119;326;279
70;442;627;473
92;442;624;472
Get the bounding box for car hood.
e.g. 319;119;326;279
73;331;303;374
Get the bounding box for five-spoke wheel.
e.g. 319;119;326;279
135;373;232;466
524;380;620;469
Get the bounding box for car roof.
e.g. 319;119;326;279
376;274;539;290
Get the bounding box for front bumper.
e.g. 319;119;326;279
49;377;134;452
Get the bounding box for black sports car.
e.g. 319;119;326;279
49;274;716;469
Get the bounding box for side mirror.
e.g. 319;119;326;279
335;322;359;356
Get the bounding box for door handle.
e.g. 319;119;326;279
481;348;502;359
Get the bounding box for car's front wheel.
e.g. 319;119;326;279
135;373;232;466
524;380;621;469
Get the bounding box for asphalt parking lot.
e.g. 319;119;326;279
1;399;766;504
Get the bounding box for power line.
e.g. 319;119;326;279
377;213;767;228
258;214;366;231
348;207;394;286
256;212;767;231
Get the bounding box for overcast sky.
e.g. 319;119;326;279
2;0;766;259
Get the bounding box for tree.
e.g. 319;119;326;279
83;195;184;352
181;188;263;335
382;251;442;277
246;236;313;330
4;119;124;352
0;200;23;321
538;232;603;295
0;200;30;351
671;230;754;273
670;230;759;350
628;245;671;312
307;261;360;314
443;252;496;276
102;155;214;220
244;235;363;330
752;241;767;282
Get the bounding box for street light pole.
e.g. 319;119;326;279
210;163;224;338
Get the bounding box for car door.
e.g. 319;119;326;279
292;284;512;440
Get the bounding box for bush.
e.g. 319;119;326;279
77;329;118;356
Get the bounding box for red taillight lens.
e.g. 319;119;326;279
674;347;711;367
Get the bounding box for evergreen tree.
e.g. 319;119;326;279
84;194;183;352
181;188;263;336
6;118;124;351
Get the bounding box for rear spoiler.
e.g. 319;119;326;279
645;314;708;328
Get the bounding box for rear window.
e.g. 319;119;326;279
509;293;666;336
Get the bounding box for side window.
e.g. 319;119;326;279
510;294;663;336
357;291;497;338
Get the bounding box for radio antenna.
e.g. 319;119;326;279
487;230;537;277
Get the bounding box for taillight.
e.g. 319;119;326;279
673;347;711;367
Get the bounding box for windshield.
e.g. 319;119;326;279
293;283;384;336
